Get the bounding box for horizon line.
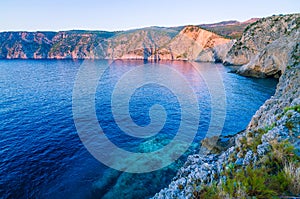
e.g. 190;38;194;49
0;17;261;33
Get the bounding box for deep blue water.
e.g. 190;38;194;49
0;60;277;199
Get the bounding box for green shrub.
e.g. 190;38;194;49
197;183;221;199
268;140;299;165
284;104;300;113
200;140;300;198
285;121;294;130
222;166;279;198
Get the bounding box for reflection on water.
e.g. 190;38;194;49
0;60;277;198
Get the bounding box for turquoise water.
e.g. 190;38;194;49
0;60;277;198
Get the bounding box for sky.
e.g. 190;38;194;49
0;0;299;32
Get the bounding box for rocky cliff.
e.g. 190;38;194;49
104;27;177;60
48;31;114;59
153;14;300;198
0;30;115;59
0;31;56;59
225;14;300;78
0;24;237;61
0;27;231;61
153;33;300;199
148;26;231;61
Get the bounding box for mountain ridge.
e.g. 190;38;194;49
0;19;256;61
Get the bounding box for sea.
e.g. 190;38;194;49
0;60;278;199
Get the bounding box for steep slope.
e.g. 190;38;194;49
0;30;117;59
224;14;300;77
105;27;178;59
0;26;233;61
48;31;115;59
200;18;259;39
153;25;300;199
151;25;232;61
0;32;56;59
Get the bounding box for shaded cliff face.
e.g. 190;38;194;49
225;14;300;77
0;32;56;59
0;31;117;59
247;43;300;131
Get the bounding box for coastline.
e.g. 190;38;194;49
0;13;298;198
152;15;300;197
153;60;300;199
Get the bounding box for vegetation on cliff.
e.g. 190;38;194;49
153;13;300;199
199;18;259;39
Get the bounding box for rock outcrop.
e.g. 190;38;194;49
196;40;235;62
152;38;300;199
105;27;177;60
152;14;300;199
148;26;231;61
224;14;300;78
48;31;111;59
0;31;56;59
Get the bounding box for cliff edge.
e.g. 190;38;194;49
225;14;300;78
153;14;300;198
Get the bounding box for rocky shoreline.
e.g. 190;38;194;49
152;13;300;199
152;64;299;198
1;13;298;198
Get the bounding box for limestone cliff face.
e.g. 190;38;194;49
225;14;300;77
247;44;300;131
0;31;115;60
196;40;235;62
0;26;232;61
0;28;177;60
105;27;177;60
153;25;300;199
48;32;105;59
237;30;299;78
0;32;55;59
151;26;232;61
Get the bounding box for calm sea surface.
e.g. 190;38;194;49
0;60;277;198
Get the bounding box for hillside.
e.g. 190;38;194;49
200;18;259;39
148;26;231;61
0;31;117;59
153;14;300;199
0;26;232;61
224;14;300;78
104;27;178;59
0;19;258;61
